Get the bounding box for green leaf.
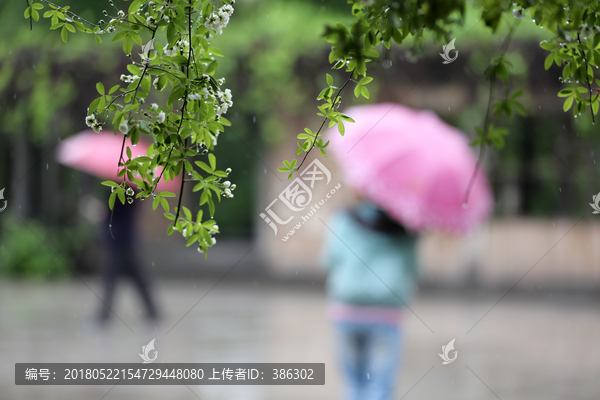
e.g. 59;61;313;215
195;161;213;174
123;34;133;55
96;82;105;95
101;181;119;187
117;186;125;205
326;73;333;86
557;88;573;97
129;0;143;14
563;95;574;112
544;53;554;70
360;85;370;99
160;197;169;213
94;34;102;44
208;153;216;170
60;26;68;43
109;191;117;210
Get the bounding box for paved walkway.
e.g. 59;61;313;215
1;279;599;400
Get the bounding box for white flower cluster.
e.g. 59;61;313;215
222;180;236;198
204;4;234;35
85;114;103;133
216;88;233;114
188;87;209;101
163;39;189;57
120;74;140;83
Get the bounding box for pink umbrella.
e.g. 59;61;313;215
56;129;180;192
327;103;494;234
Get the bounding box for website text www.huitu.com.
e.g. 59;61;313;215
281;183;342;242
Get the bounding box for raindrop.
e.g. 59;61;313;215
553;222;555;226
539;105;541;109
264;168;267;174
46;164;48;169
462;202;468;209
13;93;17;99
296;270;298;275
382;59;393;69
559;187;561;192
133;144;136;146
253;116;256;123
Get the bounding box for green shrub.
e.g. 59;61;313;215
0;214;72;279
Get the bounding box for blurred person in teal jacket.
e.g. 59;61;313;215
321;199;418;400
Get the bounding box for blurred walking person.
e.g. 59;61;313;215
322;199;418;400
322;103;494;399
97;198;159;324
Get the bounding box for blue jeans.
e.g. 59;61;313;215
334;321;404;400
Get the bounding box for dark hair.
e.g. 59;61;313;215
349;202;409;236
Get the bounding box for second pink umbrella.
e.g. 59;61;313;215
56;130;181;192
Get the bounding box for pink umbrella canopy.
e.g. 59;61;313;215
327;103;494;234
56;130;180;192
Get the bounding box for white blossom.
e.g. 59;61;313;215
163;46;177;57
211;237;217;246
119;121;129;134
512;8;523;19
150;103;159;111
117;10;125;18
85;115;97;127
222;181;231;188
120;74;140;83
146;16;156;27
92;122;103;133
157;111;166;124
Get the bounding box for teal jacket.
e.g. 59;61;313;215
321;209;418;308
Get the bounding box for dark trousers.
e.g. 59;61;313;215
98;200;158;320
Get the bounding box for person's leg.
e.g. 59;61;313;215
334;321;369;400
123;256;158;319
97;249;121;321
361;323;403;400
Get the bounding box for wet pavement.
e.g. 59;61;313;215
1;279;599;400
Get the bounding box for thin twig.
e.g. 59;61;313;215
577;32;595;124
463;19;519;205
172;1;194;226
295;73;353;171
